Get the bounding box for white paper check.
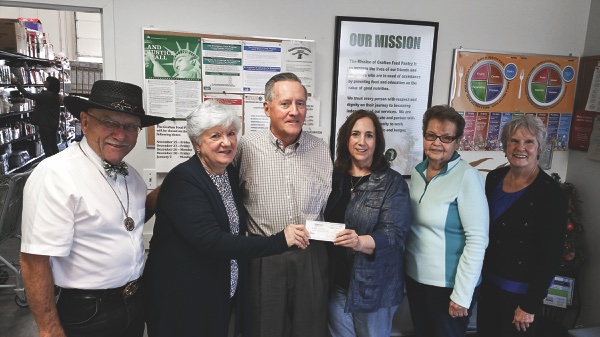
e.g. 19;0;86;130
305;220;346;242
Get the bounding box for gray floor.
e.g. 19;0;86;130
0;237;37;337
0;287;38;337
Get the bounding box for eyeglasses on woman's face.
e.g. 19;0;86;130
423;132;457;144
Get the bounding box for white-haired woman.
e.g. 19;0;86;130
477;115;567;336
144;100;310;337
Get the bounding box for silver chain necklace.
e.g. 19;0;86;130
350;174;367;192
78;143;135;231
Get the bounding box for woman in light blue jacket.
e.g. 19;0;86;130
405;105;489;337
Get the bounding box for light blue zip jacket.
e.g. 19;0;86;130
406;152;489;308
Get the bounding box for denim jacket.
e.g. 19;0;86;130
324;167;412;313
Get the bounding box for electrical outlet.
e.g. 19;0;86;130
143;169;157;189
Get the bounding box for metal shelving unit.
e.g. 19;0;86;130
0;49;62;174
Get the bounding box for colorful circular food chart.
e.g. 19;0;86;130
527;63;565;107
467;60;507;106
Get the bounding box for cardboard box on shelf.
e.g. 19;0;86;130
0;19;28;54
18;18;43;32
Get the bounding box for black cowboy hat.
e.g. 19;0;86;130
64;80;165;127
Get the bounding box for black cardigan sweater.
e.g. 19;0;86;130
144;155;288;337
483;166;567;314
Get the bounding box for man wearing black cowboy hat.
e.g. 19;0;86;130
20;80;165;337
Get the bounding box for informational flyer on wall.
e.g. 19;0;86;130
451;49;579;152
155;120;194;173
203;93;244;127
585;66;600;112
144;31;202;118
332;17;438;176
282;40;316;95
242;41;282;93
305;96;321;128
304;97;329;144
202;38;243;93
243;94;268;135
569;108;595;150
588;115;600;161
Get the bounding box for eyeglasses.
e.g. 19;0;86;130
423;132;458;143
86;113;142;134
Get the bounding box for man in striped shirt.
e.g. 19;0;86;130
236;72;332;337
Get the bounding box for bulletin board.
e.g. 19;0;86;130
142;28;317;173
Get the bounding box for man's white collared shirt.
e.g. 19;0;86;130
21;138;146;289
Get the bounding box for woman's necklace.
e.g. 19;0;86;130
349;165;371;192
504;166;539;192
350;174;366;192
79;143;135;231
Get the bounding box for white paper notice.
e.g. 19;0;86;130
302;126;331;145
242;41;282;93
585;66;600;113
146;79;202;118
155;120;194;173
587;115;600;161
202;38;243;93
243;94;268;135
304;96;321;127
304;126;329;144
282;40;316;95
305;220;345;242
203;93;244;127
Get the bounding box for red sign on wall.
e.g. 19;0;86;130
569;108;596;150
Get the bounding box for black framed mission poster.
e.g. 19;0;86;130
331;16;438;176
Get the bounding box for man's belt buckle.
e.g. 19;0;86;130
122;280;139;300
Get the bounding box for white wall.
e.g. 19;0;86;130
9;0;599;331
